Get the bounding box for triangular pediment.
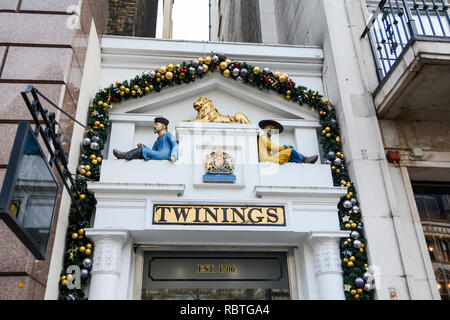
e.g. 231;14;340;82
109;73;319;126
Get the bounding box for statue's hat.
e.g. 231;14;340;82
154;117;169;127
258;120;284;134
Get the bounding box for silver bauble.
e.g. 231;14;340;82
189;67;196;74
191;59;199;68
350;230;360;239
353;239;362;249
82;138;91;147
364;283;374;291
354;277;365;288
82;258;92;268
363;272;374;282
343;200;352;209
212;55;219;63
352;206;360;214
240;68;248;77
263;67;270;73
232;68;240;77
350;198;358;205
196;66;204;74
90;142;99;150
149;70;156;78
333;158;342;166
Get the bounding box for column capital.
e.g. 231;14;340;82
85;229;130;275
307;231;348;275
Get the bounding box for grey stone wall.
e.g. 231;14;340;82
220;0;262;43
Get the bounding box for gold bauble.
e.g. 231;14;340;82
325;127;331;132
347;261;354;267
94;121;100;126
97;101;103;106
85;249;91;255
120;86;125;91
354;294;360;299
202;64;208;72
336;169;341;173
326;133;332;138
72;233;79;239
91;159;97;165
89;104;94;108
253;66;261;74
282;73;289;79
286;90;291;95
84;165;91;171
149;85;154;90
156;72;161;78
223;69;231;77
79;194;86;200
86;171;91;177
274;71;281;78
79;246;86;253
133;85;139;90
279;75;287;83
80;169;86;175
78;228;85;235
61;279;68;286
158;66;167;74
131;90;136;96
286;95;291;100
125;88;130;93
167;64;174;72
165;71;173;80
351;223;357;229
145;87;150;92
349;256;356;262
359;248;364;253
225;59;232;65
350;289;357;295
86;243;92;249
336;136;341;143
156;78;161;83
357;289;363;294
205;56;212;64
219;61;228;70
198;58;204;64
343;258;349;263
60;275;67;281
90;154;96;160
345;223;351;229
96;157;102;163
322;130;326;135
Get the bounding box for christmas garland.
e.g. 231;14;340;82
59;52;375;300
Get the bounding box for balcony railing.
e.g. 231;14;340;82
362;0;450;81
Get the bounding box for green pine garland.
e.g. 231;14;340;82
58;52;374;300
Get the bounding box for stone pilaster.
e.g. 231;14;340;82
308;231;348;300
85;229;129;300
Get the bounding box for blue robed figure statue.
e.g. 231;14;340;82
113;117;178;162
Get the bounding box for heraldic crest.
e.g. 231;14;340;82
203;148;236;183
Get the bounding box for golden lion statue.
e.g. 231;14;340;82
187;96;251;124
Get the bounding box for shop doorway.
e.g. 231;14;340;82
141;251;291;300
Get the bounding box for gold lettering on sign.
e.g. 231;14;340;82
153;205;285;226
197;264;236;273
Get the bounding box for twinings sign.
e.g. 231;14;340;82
153;205;285;226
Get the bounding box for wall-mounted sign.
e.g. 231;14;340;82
152;205;285;226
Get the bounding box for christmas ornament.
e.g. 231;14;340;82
82;138;91;147
240;68;248;77
82;258;92;268
343;200;352;209
333;158;342;166
327;151;336;160
90;142;99;150
232;68;240;77
354;277;365;288
80;268;90;280
350;231;360;239
353;240;362;248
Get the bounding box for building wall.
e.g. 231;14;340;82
0;0;108;300
107;0;158;37
210;0;262;43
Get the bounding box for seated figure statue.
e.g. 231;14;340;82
258;120;318;164
113;117;178;162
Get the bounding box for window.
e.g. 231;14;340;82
412;181;450;300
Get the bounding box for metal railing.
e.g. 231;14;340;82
362;0;450;81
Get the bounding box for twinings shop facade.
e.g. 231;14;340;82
80;38;351;300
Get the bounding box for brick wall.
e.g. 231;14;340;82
0;0;108;300
107;0;158;37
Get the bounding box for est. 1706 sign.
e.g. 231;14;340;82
153;205;285;226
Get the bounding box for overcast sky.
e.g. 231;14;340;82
172;0;210;41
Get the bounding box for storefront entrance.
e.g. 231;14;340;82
141;251;291;300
